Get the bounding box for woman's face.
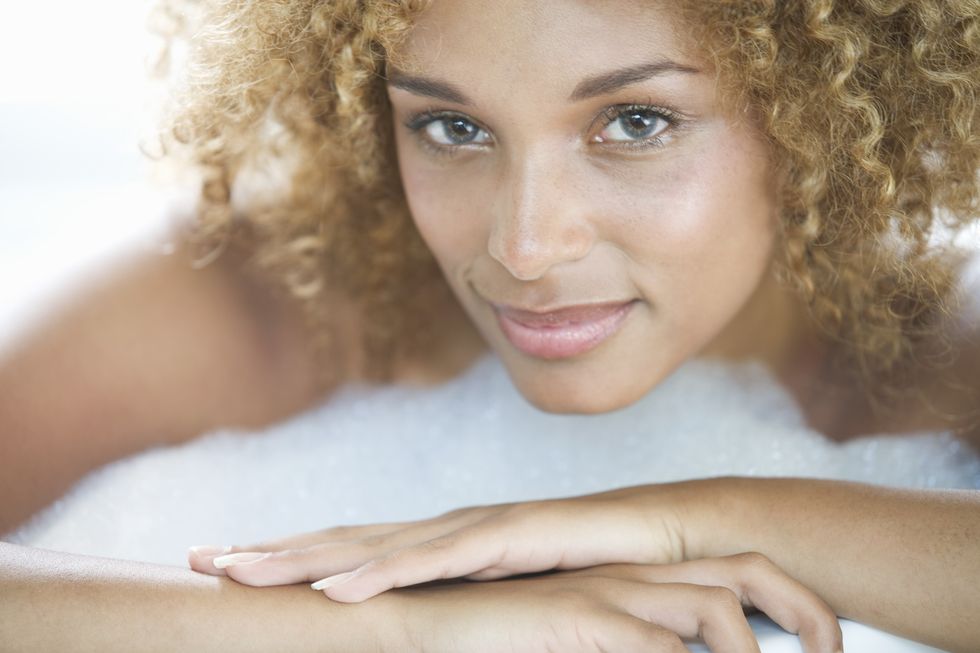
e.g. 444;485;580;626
388;0;782;414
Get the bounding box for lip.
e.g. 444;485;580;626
492;300;637;359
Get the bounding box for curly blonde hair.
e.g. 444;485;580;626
152;0;978;418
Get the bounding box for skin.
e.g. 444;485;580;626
388;0;809;415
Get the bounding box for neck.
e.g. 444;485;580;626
699;265;824;379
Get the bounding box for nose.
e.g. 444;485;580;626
487;152;597;281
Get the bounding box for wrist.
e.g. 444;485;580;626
355;592;413;653
672;476;751;561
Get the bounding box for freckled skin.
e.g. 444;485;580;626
389;0;793;415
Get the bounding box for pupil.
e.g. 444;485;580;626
447;119;476;143
622;112;654;138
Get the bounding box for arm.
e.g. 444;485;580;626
0;233;340;534
0;542;394;652
205;478;980;652
684;477;980;652
0;542;841;653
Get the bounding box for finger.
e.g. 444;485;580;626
463;568;512;581
239;521;419;550
187;545;236;576
316;531;504;601
606;580;761;653
240;504;494;552
207;508;495;586
317;501;653;601
187;522;412;576
589;610;689;653
708;553;842;653
216;540;387;586
578;555;842;653
315;508;579;600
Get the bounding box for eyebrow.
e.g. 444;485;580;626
569;60;700;101
386;59;699;105
386;69;472;105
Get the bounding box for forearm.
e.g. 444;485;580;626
0;542;399;652
682;477;980;652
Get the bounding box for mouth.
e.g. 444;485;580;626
492;300;638;360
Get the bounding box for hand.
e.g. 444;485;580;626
366;558;843;653
190;483;691;596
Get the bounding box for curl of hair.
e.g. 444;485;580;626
152;0;979;413
680;0;978;412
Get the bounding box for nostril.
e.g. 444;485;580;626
487;236;553;281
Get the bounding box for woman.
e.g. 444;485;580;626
1;0;977;651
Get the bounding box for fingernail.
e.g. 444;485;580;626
188;545;232;558
311;570;357;591
212;552;269;568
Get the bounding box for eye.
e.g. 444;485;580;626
593;105;673;146
407;112;492;149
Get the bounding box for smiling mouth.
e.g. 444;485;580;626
492;300;637;359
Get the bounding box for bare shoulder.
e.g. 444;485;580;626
0;232;343;532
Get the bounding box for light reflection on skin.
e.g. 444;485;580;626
387;0;811;415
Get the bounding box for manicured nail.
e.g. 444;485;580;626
311;570;357;590
212;552;269;568
188;545;232;558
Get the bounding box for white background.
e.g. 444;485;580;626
0;0;172;346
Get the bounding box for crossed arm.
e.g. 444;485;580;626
3;478;979;652
194;477;980;652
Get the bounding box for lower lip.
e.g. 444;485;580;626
494;301;637;360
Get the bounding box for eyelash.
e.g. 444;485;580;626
403;102;681;158
592;103;679;151
404;110;482;159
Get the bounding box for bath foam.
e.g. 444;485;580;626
9;354;973;653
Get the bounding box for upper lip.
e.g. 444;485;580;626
491;300;636;325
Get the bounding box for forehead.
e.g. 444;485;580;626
395;0;701;92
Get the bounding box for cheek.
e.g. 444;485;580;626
396;144;490;270
598;132;778;332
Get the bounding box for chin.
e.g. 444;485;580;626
502;356;668;416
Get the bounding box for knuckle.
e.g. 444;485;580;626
441;506;473;520
804;601;842;635
545;583;597;610
633;626;686;653
732;551;774;572
416;535;458;555
703;585;744;617
657;632;688;653
320;524;360;539
358;532;395;549
442;503;496;522
501;499;542;519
